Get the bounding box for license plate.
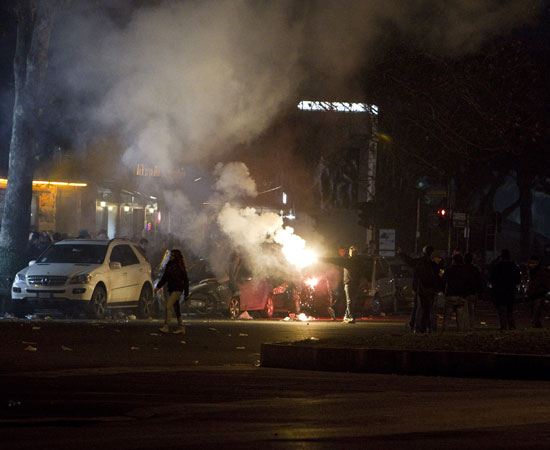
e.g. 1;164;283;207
38;292;52;299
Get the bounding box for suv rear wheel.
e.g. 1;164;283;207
89;284;107;319
228;296;240;319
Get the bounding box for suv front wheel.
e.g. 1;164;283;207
89;284;107;319
136;284;153;319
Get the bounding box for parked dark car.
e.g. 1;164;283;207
387;258;415;311
155;257;299;318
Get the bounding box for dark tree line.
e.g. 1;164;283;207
366;14;549;259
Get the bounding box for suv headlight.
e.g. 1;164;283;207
68;273;92;284
16;273;26;283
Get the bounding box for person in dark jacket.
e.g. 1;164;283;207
463;252;483;330
441;254;469;331
327;247;347;321
527;255;550;328
490;249;521;330
154;249;189;334
398;245;442;332
322;246;364;323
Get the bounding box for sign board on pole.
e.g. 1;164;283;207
452;212;468;228
378;229;396;257
425;190;448;198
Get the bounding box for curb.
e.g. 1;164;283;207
260;343;550;380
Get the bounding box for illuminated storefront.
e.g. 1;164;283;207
0;178;90;236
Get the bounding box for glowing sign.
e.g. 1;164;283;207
298;101;379;115
0;178;87;187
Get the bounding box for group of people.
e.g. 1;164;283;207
399;245;549;332
399;246;484;333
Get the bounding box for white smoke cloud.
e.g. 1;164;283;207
216;202;318;279
160;162;256;254
42;0;543;278
213;162;257;200
49;0;542;170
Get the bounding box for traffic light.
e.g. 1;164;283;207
437;208;448;230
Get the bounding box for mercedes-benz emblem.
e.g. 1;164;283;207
42;277;50;285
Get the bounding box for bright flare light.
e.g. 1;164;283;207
280;237;317;269
274;225;317;269
304;276;319;289
297;313;311;322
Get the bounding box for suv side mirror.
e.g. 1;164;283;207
28;260;36;266
109;261;122;270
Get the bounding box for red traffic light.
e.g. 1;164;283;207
437;208;446;216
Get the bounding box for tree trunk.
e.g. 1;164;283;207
0;0;54;276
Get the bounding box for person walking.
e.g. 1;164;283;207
463;252;483;330
527;255;550;328
490;249;521;331
154;249;189;334
441;254;469;331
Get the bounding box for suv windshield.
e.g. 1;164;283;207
37;244;108;264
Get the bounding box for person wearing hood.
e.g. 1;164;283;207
154;249;189;334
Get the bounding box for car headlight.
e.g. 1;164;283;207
16;273;26;282
68;273;92;284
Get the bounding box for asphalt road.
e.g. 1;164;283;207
1;316;550;449
1;316;406;373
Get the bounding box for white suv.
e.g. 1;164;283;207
11;239;154;319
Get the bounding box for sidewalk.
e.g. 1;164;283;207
261;300;550;380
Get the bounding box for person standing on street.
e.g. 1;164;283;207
154;249;189;334
441;254;469;331
527;255;550;328
490;249;521;331
463;252;483;330
327;247;347;320
398;245;441;332
322;246;364;323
